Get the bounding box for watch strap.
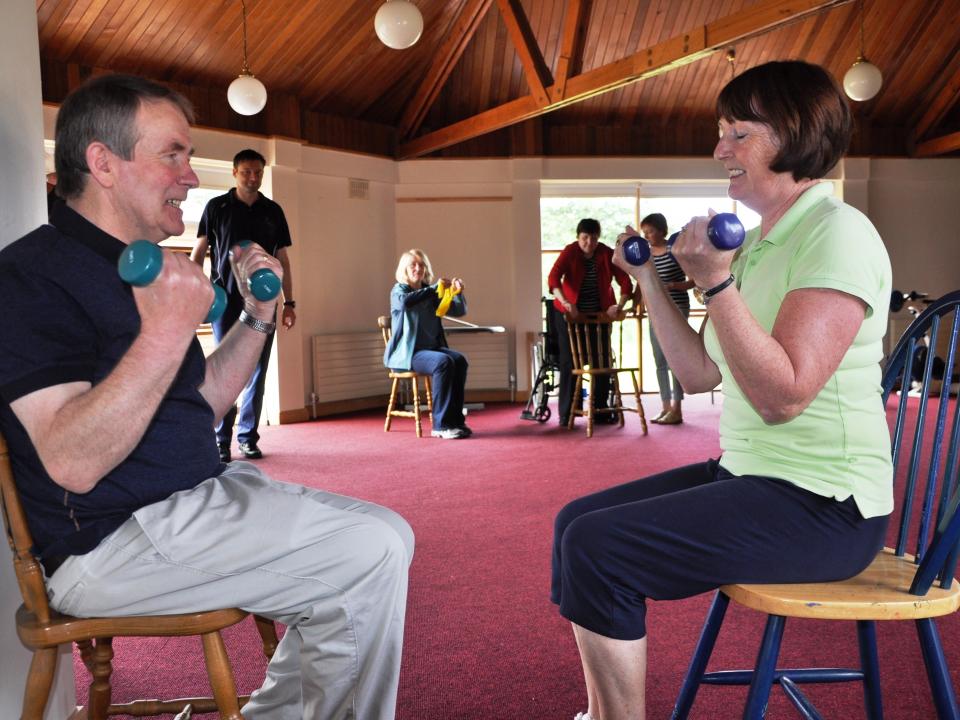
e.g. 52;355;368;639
700;274;735;305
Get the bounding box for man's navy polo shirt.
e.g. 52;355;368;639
197;188;292;302
0;204;224;560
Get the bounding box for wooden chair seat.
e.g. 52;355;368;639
724;548;960;621
16;605;250;648
18;605;259;718
379;315;433;437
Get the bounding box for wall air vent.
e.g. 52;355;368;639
348;178;370;199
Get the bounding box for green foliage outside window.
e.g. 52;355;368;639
540;197;637;253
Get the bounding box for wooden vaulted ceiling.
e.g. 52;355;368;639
37;0;960;160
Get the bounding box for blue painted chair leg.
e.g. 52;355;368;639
672;591;730;720
743;615;786;720
779;676;824;720
857;620;884;720
916;618;960;720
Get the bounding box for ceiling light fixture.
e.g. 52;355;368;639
374;0;424;50
842;0;882;102
726;48;736;82
227;0;268;115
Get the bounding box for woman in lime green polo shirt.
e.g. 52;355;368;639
551;60;892;720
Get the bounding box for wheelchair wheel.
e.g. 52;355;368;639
534;406;551;423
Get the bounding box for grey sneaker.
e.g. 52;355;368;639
431;427;466;439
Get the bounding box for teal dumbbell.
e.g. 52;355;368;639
118;240;227;323
236;241;282;301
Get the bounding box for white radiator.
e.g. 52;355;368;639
446;331;511;391
311;330;511;403
311;332;390;403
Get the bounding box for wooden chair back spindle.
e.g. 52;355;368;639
881;292;960;593
0;434;52;623
565;314;646;437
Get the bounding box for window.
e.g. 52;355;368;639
540;186;759;393
161;187;223;253
161;186;226;347
540;196;636;298
540;196;641;376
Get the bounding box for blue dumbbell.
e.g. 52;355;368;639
118;240;227;323
622;213;745;266
706;213;746;250
236;241;282;302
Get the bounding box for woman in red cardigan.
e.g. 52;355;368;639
548;218;634;426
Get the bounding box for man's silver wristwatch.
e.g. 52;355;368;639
239;309;276;334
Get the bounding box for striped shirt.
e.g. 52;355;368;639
576;257;602;312
653;252;690;310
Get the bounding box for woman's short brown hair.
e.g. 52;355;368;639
716;61;852;181
640;213;668;236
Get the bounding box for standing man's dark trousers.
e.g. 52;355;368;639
555;311;611;426
212;306;274;448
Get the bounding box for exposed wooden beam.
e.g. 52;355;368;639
397;0;496;140
398;0;855;159
910;58;960;147
913;130;960;158
553;0;588;101
494;0;551;107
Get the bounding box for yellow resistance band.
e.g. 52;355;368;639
436;283;462;317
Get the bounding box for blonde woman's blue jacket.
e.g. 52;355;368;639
383;282;468;371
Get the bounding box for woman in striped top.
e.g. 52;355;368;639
640;213;695;424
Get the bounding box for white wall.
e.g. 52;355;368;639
867;158;960;300
290;146;397;406
1;2;76;716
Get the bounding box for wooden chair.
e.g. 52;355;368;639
0;432;280;720
674;290;960;719
378;315;433;437
566;313;647;437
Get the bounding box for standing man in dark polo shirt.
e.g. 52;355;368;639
0;74;412;720
192;149;296;462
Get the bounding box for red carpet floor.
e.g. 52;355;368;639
73;394;959;719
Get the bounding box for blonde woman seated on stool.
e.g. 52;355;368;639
384;249;471;439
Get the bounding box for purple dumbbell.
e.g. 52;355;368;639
621;235;652;266
621;214;744;266
706;213;746;250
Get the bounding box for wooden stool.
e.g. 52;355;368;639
378;315;433;437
